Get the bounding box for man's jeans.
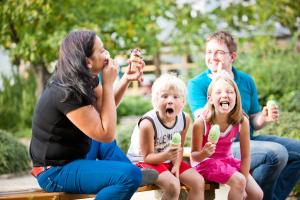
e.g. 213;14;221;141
233;135;300;200
37;140;141;200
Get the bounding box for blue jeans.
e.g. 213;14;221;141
233;135;300;200
37;140;141;200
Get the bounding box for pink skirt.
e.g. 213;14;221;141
194;157;241;184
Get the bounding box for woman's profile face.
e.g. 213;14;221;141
88;36;110;76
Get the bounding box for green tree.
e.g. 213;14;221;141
0;0;176;96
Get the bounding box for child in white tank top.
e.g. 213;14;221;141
127;74;205;200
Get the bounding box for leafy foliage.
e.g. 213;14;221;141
117;95;152;118
116;118;137;153
0;0;177;95
0;129;30;175
0;73;36;132
235;48;300;110
256;112;300;140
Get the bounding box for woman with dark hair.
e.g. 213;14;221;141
29;30;154;200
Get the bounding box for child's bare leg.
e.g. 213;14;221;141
226;172;246;200
155;171;181;200
179;168;205;200
245;175;263;200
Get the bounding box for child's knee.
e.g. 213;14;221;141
192;173;205;190
164;180;181;196
248;185;264;200
229;173;246;191
255;188;264;200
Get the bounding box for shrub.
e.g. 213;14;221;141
0;129;30;175
117;95;152;118
278;90;300;113
0;73;36;133
235;49;300;110
256;112;300;140
116;119;137;153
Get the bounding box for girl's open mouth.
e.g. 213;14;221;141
220;101;229;109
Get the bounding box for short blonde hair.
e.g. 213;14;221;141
151;74;187;110
206;75;243;125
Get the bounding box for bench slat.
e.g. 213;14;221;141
0;181;219;199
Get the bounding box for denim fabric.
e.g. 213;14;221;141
86;140;130;162
233;135;300;200
37;140;141;200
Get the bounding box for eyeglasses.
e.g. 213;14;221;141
206;50;230;57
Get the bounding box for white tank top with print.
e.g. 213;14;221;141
127;109;186;163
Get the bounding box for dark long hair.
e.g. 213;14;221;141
50;30;97;104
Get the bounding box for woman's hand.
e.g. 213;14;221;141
102;58;119;85
125;59;144;83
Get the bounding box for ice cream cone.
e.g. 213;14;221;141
267;100;277;118
130;48;142;72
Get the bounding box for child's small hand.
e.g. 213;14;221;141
165;146;179;161
171;165;180;178
202;142;216;157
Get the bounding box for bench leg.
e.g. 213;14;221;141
179;188;188;200
205;189;216;200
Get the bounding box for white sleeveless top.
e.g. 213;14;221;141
127;109;186;163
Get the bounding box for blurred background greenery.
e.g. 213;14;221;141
0;0;299;196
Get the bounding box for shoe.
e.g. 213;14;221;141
140;168;158;186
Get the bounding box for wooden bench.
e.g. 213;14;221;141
0;181;219;200
0;147;219;200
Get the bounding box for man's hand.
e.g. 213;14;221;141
261;105;279;123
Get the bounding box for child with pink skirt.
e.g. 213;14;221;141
191;75;263;200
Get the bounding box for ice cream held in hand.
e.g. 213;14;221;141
267;100;277;108
267;100;277;118
208;124;220;144
171;132;181;146
130;48;142;72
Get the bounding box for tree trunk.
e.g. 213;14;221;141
32;64;51;99
153;52;161;77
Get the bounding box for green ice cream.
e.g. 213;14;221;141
171;132;181;146
267;100;277;118
208;124;220;144
267;100;277;108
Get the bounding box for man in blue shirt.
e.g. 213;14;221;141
187;31;300;200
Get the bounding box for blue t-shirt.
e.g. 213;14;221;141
187;67;261;136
